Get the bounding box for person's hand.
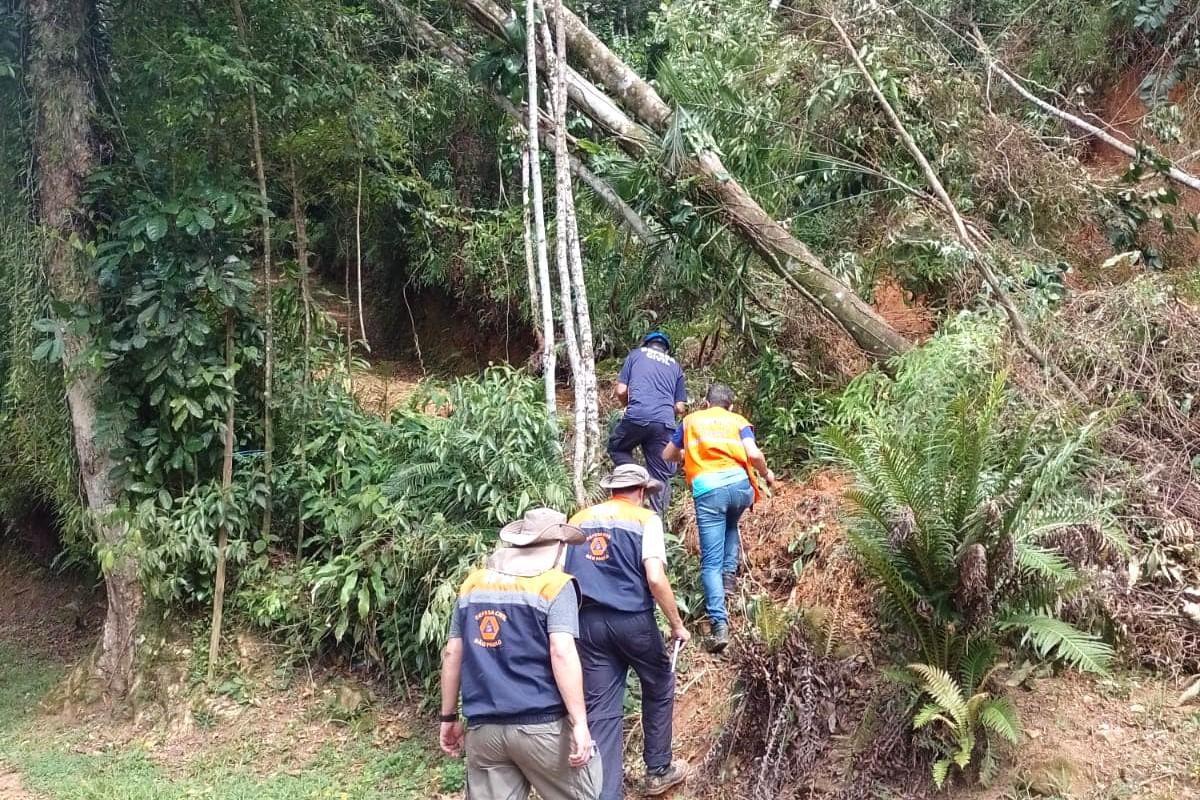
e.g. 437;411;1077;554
765;469;777;488
568;720;593;768
439;720;465;757
670;623;691;644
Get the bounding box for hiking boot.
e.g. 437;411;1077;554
722;571;737;596
643;760;690;796
705;623;729;654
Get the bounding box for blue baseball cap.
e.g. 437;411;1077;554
643;331;671;351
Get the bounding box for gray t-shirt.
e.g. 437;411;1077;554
448;578;579;639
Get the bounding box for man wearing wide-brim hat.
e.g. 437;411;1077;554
439;507;601;800
566;464;691;798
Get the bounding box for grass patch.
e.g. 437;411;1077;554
0;643;454;799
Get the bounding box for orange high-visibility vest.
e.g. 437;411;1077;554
681;407;761;503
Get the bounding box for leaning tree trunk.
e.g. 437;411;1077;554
453;0;911;360
29;0;142;698
207;312;236;683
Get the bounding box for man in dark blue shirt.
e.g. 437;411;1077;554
608;331;686;514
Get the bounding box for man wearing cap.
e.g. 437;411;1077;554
566;464;691;798
663;384;776;653
439;507;601;800
608;331;687;515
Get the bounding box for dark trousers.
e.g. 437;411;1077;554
578;607;674;800
606;418;675;514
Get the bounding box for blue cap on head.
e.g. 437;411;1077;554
643;331;671;352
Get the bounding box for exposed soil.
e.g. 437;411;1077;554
872;276;935;342
962;672;1200;800
0;544;102;663
0;771;36;800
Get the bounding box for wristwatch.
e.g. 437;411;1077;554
439;712;459;723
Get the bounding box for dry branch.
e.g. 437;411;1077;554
829;16;1086;402
975;31;1200;196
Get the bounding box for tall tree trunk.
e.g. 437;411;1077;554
29;0;142;699
378;0;662;251
526;0;557;415
207;313;236;683
521;145;544;352
453;0;911;360
289;157;310;559
552;0;601;470
539;8;586;503
230;0;273;541
355;163;370;350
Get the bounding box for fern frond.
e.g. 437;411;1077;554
912;703;954;730
959;639;998;694
978;737;1000;787
999;613;1113;674
909;663;968;727
1013;542;1078;584
978;696;1021;744
931;757;952;789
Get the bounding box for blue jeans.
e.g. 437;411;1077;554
694;480;754;626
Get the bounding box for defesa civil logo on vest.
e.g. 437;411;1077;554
474;610;506;648
586;533;610;561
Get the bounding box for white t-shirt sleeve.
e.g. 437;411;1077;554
641;515;668;564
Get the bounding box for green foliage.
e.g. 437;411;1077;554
0;643;451;799
1101;146;1200;270
237;366;571;682
824;366;1120;786
909;661;1020;788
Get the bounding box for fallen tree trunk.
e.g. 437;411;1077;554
451;0;912;360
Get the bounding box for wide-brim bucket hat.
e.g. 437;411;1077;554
599;463;664;494
498;506;585;547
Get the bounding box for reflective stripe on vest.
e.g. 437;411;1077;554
566;499;656;613
455;567;576;721
682;407;760;502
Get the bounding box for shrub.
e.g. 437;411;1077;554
824;372;1122;786
236;366;572;685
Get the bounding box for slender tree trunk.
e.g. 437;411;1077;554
379;0;663;252
552;0;601;470
289;157;310;559
526;0;557;414
230;0;273;541
355;163;370;349
521;146;544;349
539;9;586;502
29;0;142;700
452;0;911;360
207;313;236;683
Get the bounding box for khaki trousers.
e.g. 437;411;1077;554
465;718;602;800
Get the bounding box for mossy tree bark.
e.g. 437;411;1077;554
28;0;142;699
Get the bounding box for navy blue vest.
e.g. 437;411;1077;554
455;567;577;724
566;499;656;613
